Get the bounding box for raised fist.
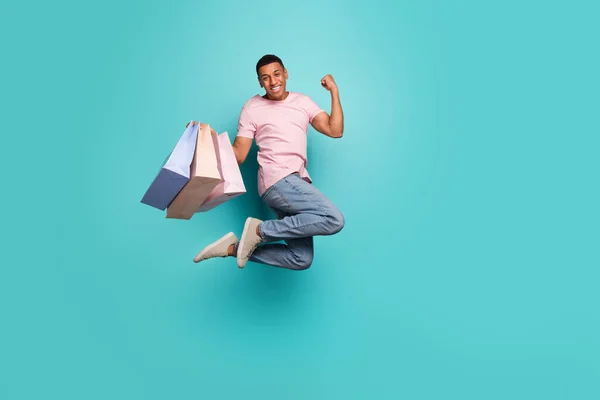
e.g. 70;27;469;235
320;74;337;91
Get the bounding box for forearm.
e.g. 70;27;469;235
232;137;252;165
329;88;344;137
234;149;244;165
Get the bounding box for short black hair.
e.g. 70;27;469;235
256;54;285;76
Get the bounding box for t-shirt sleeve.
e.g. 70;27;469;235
303;95;326;123
236;106;256;139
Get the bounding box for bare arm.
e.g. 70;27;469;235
210;126;252;164
232;136;252;165
310;74;344;138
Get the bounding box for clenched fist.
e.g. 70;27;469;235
321;74;338;92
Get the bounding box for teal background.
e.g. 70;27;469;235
2;0;599;399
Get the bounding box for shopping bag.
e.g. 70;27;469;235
197;131;246;212
166;123;222;219
141;121;199;210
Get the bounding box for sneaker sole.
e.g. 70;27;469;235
237;219;253;268
193;232;236;263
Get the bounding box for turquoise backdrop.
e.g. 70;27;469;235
2;0;598;399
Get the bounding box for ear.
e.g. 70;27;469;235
284;68;289;80
258;77;263;87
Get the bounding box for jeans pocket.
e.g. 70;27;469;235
261;183;291;212
260;185;276;201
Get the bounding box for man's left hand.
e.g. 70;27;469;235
321;74;338;92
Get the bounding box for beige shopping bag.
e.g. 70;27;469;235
196;131;246;212
166;123;222;219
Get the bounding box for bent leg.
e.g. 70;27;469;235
236;206;314;270
259;173;345;242
249;236;314;270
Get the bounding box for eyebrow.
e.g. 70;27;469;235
261;70;280;78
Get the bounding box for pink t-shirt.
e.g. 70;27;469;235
236;91;325;196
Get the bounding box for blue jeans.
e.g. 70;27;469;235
237;173;345;270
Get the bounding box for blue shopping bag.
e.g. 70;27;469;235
141;121;199;210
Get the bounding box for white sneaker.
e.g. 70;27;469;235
237;217;264;268
193;232;238;263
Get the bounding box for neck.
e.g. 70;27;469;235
263;91;289;101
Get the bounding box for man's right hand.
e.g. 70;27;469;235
186;120;208;127
186;121;217;134
185;120;251;164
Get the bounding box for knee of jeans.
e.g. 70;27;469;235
293;248;314;270
326;208;345;235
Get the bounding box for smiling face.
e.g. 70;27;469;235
258;62;289;101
